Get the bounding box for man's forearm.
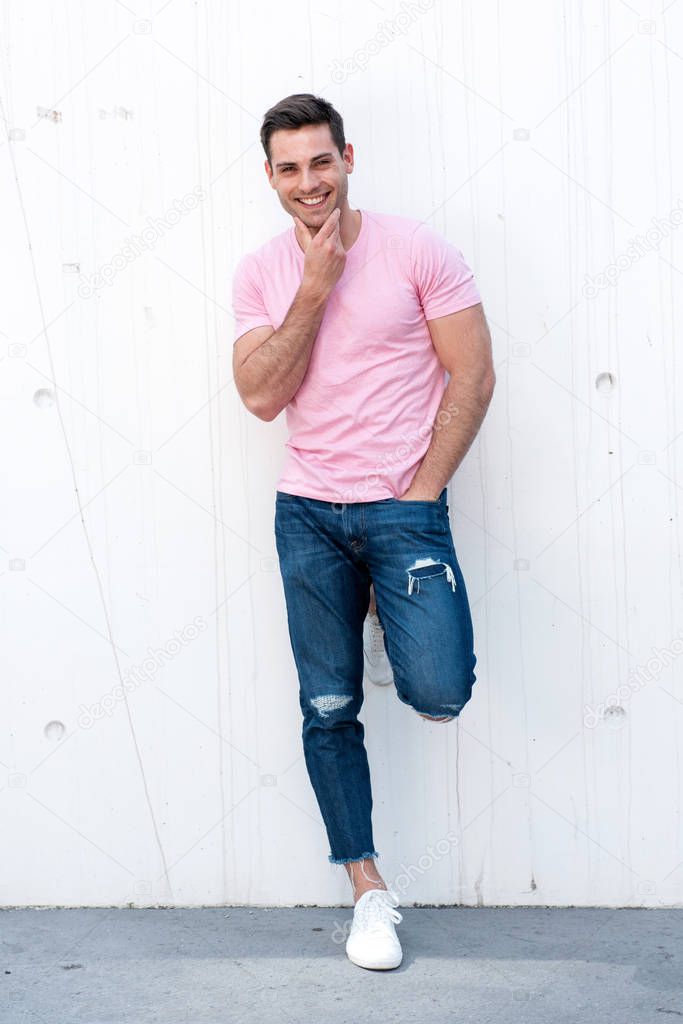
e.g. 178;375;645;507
405;372;495;499
238;283;330;420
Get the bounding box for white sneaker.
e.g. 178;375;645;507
363;612;394;686
346;888;403;970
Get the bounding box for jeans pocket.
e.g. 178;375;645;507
385;498;449;536
391;497;440;504
275;493;328;536
275;495;306;534
390;487;447;506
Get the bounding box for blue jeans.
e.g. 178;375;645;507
274;486;477;865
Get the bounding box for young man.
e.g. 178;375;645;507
232;94;495;971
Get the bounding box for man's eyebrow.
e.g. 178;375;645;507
274;151;334;169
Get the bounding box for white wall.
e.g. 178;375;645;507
2;0;682;908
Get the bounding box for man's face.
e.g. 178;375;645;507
265;123;353;229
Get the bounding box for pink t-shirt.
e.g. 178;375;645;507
232;209;481;502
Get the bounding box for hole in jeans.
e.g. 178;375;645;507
310;694;354;719
405;557;456;596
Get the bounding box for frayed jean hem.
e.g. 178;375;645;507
328;850;380;865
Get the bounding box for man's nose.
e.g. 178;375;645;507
300;173;320;193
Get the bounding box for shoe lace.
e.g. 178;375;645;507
355;889;403;933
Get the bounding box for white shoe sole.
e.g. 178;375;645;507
346;946;403;970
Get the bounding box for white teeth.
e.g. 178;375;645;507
299;194;328;205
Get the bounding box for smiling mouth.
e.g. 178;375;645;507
296;191;331;209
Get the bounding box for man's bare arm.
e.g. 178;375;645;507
401;303;495;499
233;283;330;421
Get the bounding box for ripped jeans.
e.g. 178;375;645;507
274;486;477;865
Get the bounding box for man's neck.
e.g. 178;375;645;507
338;206;361;252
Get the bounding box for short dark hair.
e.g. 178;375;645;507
260;94;346;169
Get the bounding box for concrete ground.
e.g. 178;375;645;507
1;906;682;1023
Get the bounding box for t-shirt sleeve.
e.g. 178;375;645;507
231;253;274;344
410;223;481;321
